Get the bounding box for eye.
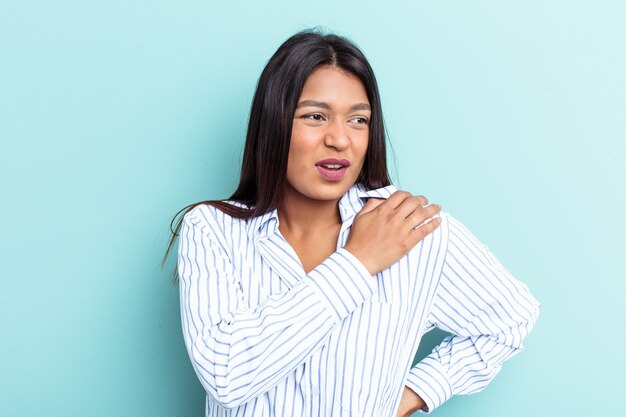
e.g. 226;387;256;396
301;113;326;122
349;116;370;126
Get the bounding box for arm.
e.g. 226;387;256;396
178;207;376;409
396;386;427;417
406;213;541;413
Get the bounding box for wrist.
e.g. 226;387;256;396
398;386;426;417
343;244;377;275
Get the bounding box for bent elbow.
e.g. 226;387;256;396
192;362;248;410
211;392;246;410
189;343;249;410
509;296;541;350
522;293;541;336
490;296;541;351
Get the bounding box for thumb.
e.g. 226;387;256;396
358;197;385;216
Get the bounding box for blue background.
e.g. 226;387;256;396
1;1;624;416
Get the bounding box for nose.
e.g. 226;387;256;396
323;119;350;150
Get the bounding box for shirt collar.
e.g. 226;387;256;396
338;183;398;222
245;183;398;239
245;208;279;239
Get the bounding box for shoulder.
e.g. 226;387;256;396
410;209;453;254
412;210;479;253
184;201;249;227
434;211;502;270
184;203;224;231
438;211;485;245
434;210;487;247
181;202;250;251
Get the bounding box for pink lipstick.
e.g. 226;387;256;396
315;158;351;181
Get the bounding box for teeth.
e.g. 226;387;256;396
322;164;342;169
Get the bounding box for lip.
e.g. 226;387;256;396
315;158;351;182
315;158;351;167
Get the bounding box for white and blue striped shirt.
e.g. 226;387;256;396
178;184;540;416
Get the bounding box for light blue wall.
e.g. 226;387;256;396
1;1;624;416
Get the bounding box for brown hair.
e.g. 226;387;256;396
163;29;391;282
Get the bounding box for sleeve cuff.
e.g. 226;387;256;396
406;356;454;413
306;248;376;323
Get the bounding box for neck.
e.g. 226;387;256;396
277;187;342;236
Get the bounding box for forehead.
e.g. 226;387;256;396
299;66;369;104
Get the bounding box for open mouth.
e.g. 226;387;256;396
315;159;351;181
320;164;343;170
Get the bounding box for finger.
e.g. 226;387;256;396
389;193;429;219
409;215;442;240
395;195;426;219
408;204;441;228
383;190;412;210
358;197;385;216
414;195;429;209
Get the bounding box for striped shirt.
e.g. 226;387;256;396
178;184;540;416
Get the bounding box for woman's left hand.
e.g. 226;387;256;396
396;386;426;417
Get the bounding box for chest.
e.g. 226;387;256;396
232;229;445;411
281;228;342;275
234;224;441;312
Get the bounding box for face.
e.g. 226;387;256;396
285;65;370;203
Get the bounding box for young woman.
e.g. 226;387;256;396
166;30;540;417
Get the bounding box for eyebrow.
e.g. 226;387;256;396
296;100;371;111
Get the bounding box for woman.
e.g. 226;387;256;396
166;30;540;417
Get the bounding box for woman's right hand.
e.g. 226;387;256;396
344;190;442;275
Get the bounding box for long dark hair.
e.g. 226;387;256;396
163;29;391;281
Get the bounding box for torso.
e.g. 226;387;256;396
279;223;342;274
187;188;451;416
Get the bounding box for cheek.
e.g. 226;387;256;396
355;135;369;159
286;146;306;178
288;127;316;162
287;140;306;168
353;136;369;173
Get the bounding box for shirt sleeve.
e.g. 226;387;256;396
405;213;541;413
177;207;376;409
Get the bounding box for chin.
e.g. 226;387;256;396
286;171;361;202
306;180;356;201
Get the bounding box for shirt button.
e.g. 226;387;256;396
312;388;320;396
